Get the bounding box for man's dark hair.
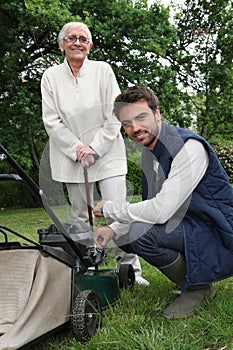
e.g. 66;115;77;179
113;86;160;119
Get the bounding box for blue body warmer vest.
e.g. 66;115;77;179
141;122;233;285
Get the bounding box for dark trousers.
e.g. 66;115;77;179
116;221;185;268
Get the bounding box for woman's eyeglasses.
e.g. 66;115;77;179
63;36;90;44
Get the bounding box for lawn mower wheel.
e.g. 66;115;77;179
71;289;102;343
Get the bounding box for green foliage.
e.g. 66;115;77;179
212;144;233;183
0;0;76;174
0;182;26;209
173;0;233;139
69;0;182;117
127;159;142;196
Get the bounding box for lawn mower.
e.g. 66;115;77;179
0;144;135;350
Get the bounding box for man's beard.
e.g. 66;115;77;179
132;125;160;148
144;134;157;148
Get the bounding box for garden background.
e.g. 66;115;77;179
0;1;233;349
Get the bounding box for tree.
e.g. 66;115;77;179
172;0;233;139
0;0;76;172
71;0;183;121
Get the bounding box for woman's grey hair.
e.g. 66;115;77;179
58;22;92;44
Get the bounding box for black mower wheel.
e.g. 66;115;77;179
71;289;102;343
118;263;135;289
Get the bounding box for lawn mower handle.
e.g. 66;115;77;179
83;167;94;229
0;144;89;262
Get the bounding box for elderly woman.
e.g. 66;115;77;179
41;22;148;285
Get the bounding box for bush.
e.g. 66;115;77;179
0;181;28;209
0;180;41;209
212;144;233;183
126;159;142;196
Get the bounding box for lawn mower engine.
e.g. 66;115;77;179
38;221;107;268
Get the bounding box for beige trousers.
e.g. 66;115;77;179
66;175;142;277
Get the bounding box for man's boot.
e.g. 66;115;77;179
159;254;216;319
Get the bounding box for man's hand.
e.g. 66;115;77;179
94;226;115;249
94;200;106;217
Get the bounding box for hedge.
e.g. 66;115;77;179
211;144;233;184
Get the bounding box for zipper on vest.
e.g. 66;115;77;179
181;222;190;287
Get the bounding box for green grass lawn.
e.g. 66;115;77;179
1;207;233;350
